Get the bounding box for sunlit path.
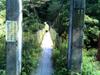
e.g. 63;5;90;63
34;31;53;75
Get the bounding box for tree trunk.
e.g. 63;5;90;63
97;34;100;61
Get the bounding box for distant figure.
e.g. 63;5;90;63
61;31;67;42
44;22;49;32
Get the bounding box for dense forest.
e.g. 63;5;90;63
0;0;100;75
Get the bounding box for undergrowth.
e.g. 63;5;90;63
52;39;100;75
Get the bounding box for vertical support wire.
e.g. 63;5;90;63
67;0;73;70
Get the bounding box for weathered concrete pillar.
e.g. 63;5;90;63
6;0;22;75
68;0;85;74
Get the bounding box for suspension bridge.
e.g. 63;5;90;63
6;0;85;75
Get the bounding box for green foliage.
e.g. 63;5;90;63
47;0;69;35
84;0;100;49
21;1;45;74
84;15;100;49
82;49;100;75
52;37;68;75
0;7;6;73
86;0;100;19
53;46;100;75
85;15;99;25
52;48;68;75
23;0;50;7
0;70;6;75
0;0;6;11
21;31;42;75
0;37;6;71
28;22;44;32
22;2;44;73
23;1;45;33
47;0;61;21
